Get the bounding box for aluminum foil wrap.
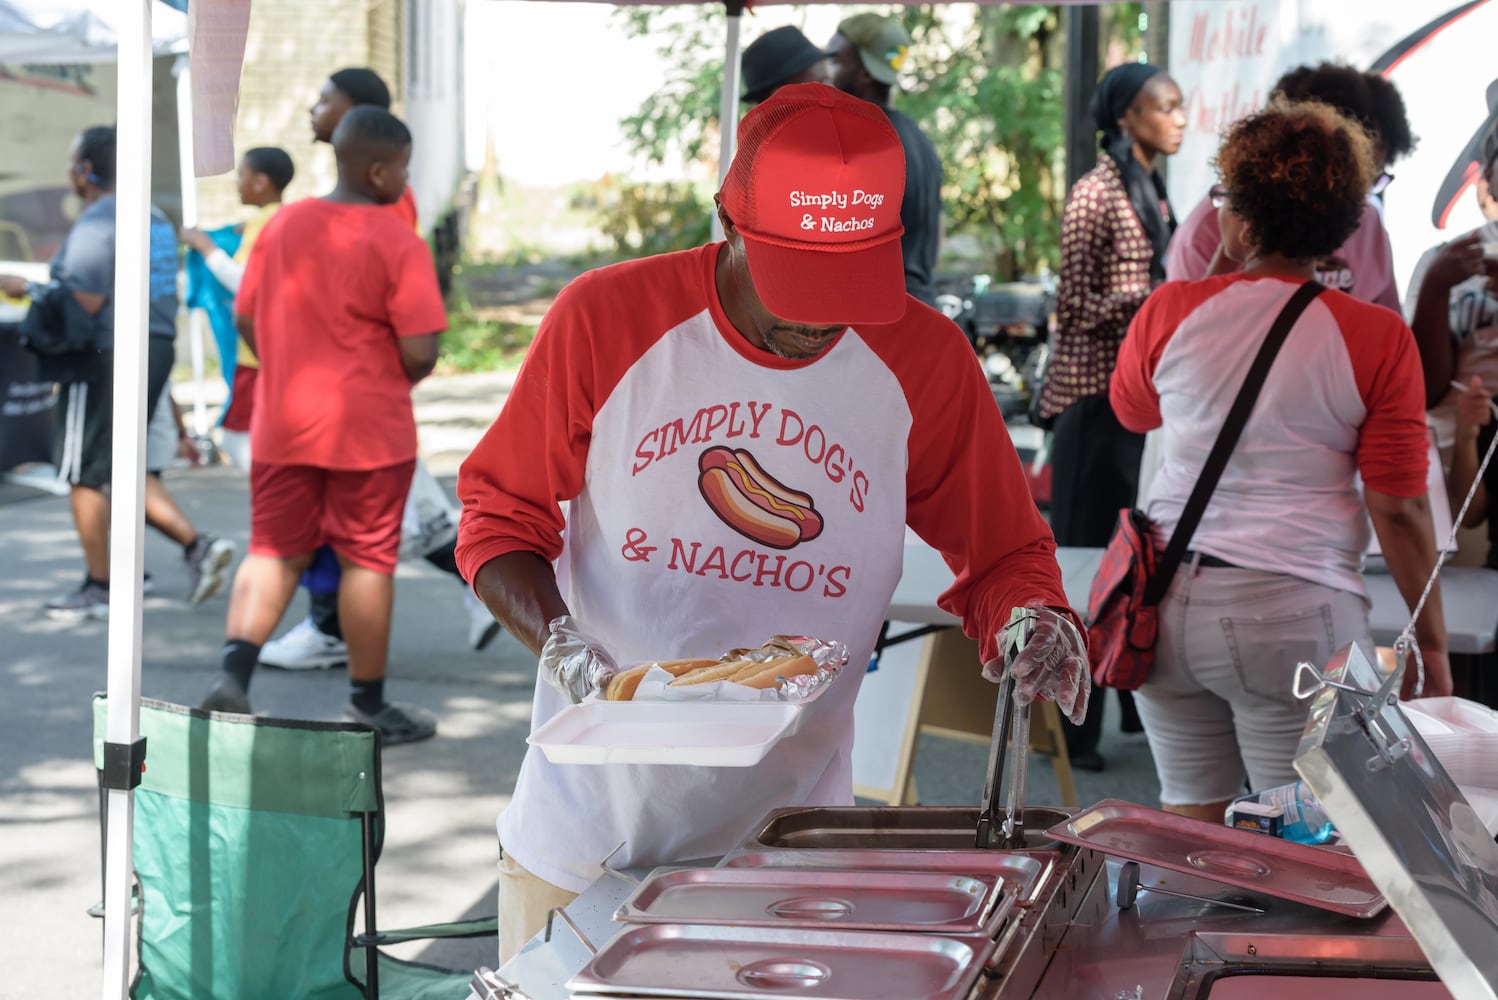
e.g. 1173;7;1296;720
722;635;850;702
630;636;849;704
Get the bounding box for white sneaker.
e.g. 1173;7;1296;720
259;616;348;670
465;589;501;651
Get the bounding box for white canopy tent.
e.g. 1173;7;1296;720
0;0;185;62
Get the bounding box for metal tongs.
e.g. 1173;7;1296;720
977;611;1035;849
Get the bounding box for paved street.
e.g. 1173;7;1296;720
0;371;1156;995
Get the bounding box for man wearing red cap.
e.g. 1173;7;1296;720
456;84;1086;959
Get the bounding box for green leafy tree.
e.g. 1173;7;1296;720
617;7;726;170
615;5;1145;277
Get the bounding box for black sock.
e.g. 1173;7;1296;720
183;536;202;559
350;678;385;715
221;639;260;691
309;589;343;640
86;575;109;591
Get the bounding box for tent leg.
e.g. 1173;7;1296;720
175;57;210;438
102;2;153;998
711;0;746;241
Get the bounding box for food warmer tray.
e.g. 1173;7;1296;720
743;805;1073;852
613;866;1015;935
1043;799;1386;918
716;848;1050;904
565;923;995;1000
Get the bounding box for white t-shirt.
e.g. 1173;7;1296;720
1404;220;1498;448
455;245;1073;892
1112;274;1429;600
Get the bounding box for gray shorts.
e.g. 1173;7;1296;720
145;388;178;473
1132;558;1372;806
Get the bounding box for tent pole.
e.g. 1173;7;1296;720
175;55;209;438
711;0;745;241
1063;3;1099;190
102;2;153;998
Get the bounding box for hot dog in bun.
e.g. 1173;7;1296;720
698;447;822;550
605;658;720;701
668;654;818;690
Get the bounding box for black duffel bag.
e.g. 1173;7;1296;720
19;281;105;380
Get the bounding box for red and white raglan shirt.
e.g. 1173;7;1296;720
456;244;1072;892
1112;275;1428;599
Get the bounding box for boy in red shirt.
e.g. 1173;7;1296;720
201;107;445;743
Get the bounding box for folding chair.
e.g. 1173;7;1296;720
91;695;496;999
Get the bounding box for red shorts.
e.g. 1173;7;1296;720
249;460;416;574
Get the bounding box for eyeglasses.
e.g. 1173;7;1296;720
1369;171;1395;197
1209;184;1231;209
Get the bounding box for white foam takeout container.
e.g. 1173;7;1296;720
528;683;829;767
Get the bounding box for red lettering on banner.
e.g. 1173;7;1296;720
1185;82;1263;139
1184;6;1268;65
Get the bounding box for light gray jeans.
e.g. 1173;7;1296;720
1133;558;1372;806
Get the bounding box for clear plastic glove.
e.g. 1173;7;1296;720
981;605;1091;726
538;615;619;704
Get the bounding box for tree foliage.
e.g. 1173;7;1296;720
615;5;1145;279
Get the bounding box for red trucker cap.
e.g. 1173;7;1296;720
719;82;907;326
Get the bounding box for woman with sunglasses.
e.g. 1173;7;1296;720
1111;100;1451;823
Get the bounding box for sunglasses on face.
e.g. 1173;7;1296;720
1209;184;1231;209
1369;171;1395;197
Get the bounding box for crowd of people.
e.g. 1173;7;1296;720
8;13;1495;963
1049;59;1498;819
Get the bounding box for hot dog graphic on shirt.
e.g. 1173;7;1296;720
698;446;823;550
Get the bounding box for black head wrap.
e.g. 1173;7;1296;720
1089;62;1176;282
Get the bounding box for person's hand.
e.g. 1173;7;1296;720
1454;376;1492;444
538;615;619;703
981;605;1091;725
1426;234;1486;291
176;433;202;466
1404;644;1453;700
180;227;216;255
0;275;28;298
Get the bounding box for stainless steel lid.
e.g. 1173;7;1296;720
1294;641;1498;999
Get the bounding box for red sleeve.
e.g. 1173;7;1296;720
385;231;447;336
875;307;1084;663
1110;291;1164;433
454;249;709;584
1324;294;1429;496
1111;279;1234;433
1055;173;1149;339
455;276;599;578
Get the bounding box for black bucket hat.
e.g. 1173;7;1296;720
741;26;829;105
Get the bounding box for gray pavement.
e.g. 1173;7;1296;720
0;371;1157;995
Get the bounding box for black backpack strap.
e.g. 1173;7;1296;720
1143;280;1325;605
